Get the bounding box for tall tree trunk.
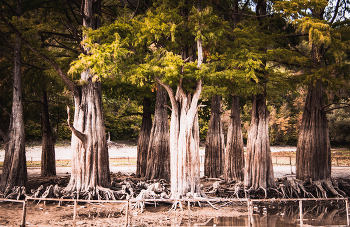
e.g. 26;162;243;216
145;84;170;181
245;95;275;190
41;90;56;177
296;42;330;180
296;81;330;181
204;95;225;178
136;97;152;177
0;0;27;192
66;0;110;192
154;0;203;197
156;78;202;197
224;95;245;182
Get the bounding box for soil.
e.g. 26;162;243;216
1;142;350;226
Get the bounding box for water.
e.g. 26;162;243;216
196;201;348;227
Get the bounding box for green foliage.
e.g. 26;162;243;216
328;107;350;145
103;96;142;140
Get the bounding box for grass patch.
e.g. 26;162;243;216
0;158;138;168
110;158;137;166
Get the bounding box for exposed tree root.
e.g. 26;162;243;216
209;178;350;199
2;176;350;216
132;182;169;213
3;186;26;200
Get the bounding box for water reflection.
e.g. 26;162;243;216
195;201;347;227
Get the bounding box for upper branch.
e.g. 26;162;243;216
0;10;79;95
322;102;350;112
155;77;177;112
330;0;342;24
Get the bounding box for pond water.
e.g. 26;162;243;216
195;200;348;227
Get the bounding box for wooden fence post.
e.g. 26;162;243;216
299;200;303;227
21;198;27;227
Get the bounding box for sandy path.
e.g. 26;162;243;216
3;143;348;180
0;144;296;162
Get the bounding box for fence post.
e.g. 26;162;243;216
188;200;191;226
247;199;253;227
125;199;129;227
21;198;27;227
346;199;349;226
299;200;303;227
73;199;77;227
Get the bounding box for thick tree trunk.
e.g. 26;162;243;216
0;23;27;192
41;91;56;177
136;97;152;177
224;95;245;182
245;95;275;190
204;95;225;178
152;0;203;198
296;80;331;181
145;84;170;181
66;0;110;192
66;72;110;191
158;79;202;197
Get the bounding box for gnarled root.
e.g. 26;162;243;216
4;186;26;200
168;193;183;213
132;182;169;213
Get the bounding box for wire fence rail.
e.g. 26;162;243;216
1;196;349;226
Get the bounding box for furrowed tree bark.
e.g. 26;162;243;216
154;0;204;197
156;77;202;197
136;97;152;177
41;90;56;177
0;0;27;192
296;6;331;181
66;0;110;192
171;80;202;196
245;95;275;190
145;84;170;181
66;70;110;191
224;95;245;182
204;95;225;178
296;80;331;181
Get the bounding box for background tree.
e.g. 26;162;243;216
72;0;229;197
0;0;27;192
204;95;225;178
145;84;170;181
1;0;116;192
274;0;350;181
224;95;245;182
136;97;152;177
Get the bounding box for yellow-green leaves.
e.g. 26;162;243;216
273;0;328;22
297;17;331;48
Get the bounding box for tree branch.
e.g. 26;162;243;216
67;106;86;142
330;0;342;24
0;30;13;48
164;104;172;111
0;0;18;16
155;77;177;112
0;127;8;142
131;0;140;19
285;38;308;58
0;103;10;116
0;10;79;95
129;43;138;55
322;102;350;112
